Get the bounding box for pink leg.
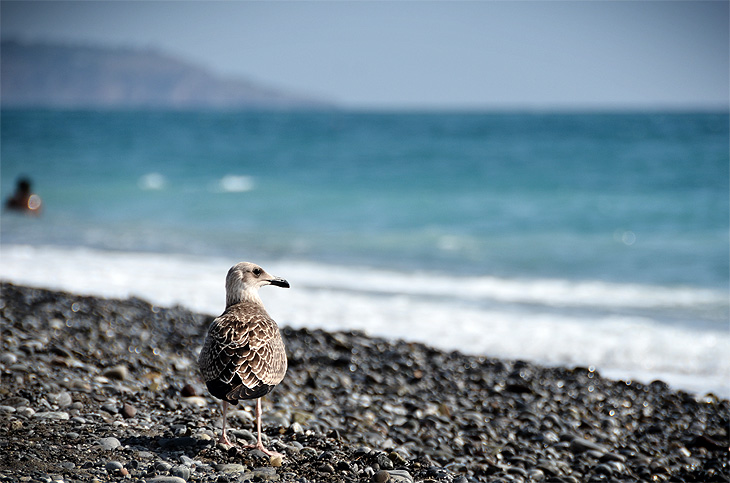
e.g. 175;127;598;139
218;401;232;445
243;398;283;457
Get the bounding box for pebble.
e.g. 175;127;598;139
374;470;390;483
388;470;414;483
52;392;73;408
120;403;137;418
105;461;124;472
0;352;18;365
376;453;394;470
18;407;35;418
101;402;118;414
389;451;408;465
601;451;627;463
569;437;610;454
595;462;615;476
214;464;246;474
289;421;304;434
180;396;208;407
171;465;191;480
33;411;69;420
103;364;129;381
4;397;30;408
251;467;278;481
181;383;197;397
527;469;545;481
96;437;121;451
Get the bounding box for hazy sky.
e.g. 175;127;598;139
2;1;728;109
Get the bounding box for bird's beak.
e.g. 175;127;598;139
268;277;290;288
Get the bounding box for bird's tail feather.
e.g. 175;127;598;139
226;383;274;401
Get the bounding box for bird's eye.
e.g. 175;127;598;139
252;268;262;277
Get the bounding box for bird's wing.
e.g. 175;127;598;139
198;306;287;391
198;311;250;384
246;316;288;386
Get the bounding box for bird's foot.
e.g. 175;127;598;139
243;441;283;458
218;432;233;446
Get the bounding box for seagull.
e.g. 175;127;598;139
198;262;289;456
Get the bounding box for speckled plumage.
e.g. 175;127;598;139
198;261;290;454
199;301;287;403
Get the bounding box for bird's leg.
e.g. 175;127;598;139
218;401;232;446
243;398;283;458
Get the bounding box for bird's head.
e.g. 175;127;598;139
225;261;290;307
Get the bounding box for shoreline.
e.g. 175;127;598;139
1;282;728;482
2;243;728;400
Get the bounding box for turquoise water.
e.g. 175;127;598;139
2;109;727;288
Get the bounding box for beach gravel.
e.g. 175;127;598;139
0;282;728;482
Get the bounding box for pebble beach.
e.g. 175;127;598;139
0;282;728;483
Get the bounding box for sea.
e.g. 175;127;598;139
1;109;728;397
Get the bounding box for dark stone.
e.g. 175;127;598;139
120;403;137;419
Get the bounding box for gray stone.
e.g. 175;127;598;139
376;453;394;470
101;402;118;414
0;352;18;365
4;397;30;408
97;437;121;451
214;463;247;474
595;463;615;476
601;451;627;463
0;406;16;415
356;445;373;456
18;407;35;418
229;429;255;442
387;470;414;483
33;411;69;420
103;364;129;381
54;391;73;407
569;437;609;454
105;461;124;472
285;442;302;453
170;465;190;480
388;451;408;465
251;467;279;481
528;468;546;481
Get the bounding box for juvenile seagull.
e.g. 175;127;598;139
198;262;289;455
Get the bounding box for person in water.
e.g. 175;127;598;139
5;177;42;215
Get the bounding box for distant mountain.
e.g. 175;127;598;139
0;40;331;109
